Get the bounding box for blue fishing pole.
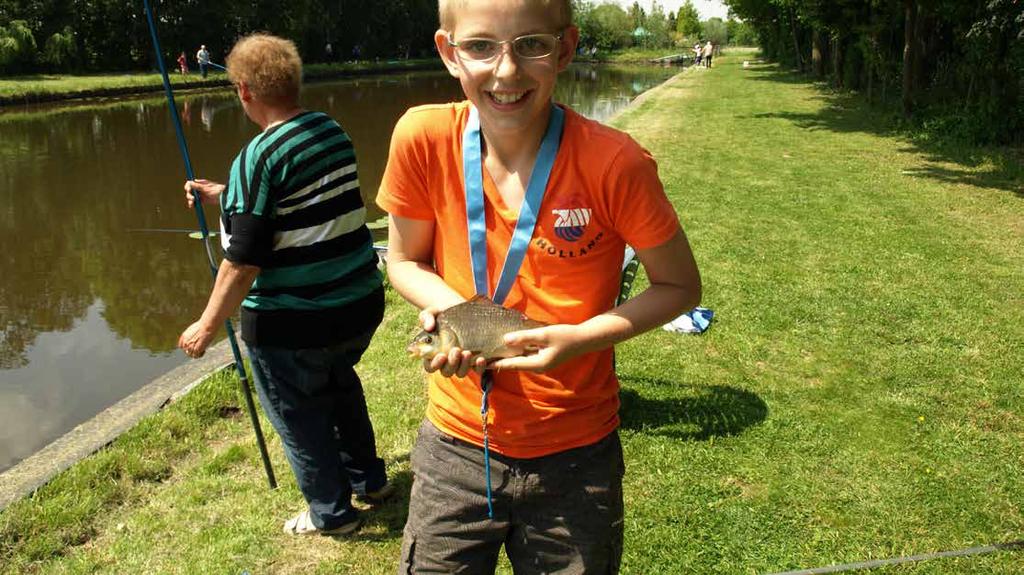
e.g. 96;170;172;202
142;0;276;489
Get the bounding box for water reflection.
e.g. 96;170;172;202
0;64;678;471
0;100;219;369
0;302;185;469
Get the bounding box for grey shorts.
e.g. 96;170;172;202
399;420;625;574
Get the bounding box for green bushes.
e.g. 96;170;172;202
0;20;37;73
0;21;77;73
0;0;443;75
41;27;76;71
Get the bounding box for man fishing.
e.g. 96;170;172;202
196;45;210;78
177;33;392;536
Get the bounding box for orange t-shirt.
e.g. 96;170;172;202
377;101;680;458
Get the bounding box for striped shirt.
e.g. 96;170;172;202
220;110;383;347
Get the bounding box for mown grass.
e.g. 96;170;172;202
600;46;696;63
2;49;1022;574
0;71;231;101
0;59;440;103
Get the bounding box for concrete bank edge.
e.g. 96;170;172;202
607;66;690;127
0;340;235;511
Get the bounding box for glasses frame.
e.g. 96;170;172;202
446;32;565;62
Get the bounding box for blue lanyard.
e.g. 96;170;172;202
462;103;564;518
463;104;564;305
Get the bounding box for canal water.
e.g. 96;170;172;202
0;64;678;473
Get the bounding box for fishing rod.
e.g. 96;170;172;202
142;0;276;489
128;228;219;238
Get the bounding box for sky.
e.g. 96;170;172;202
604;0;730;21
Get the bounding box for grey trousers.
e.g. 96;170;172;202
399;420;625;574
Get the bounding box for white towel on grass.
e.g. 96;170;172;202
663;307;714;334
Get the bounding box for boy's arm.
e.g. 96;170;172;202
492;228;701;372
385;215;463;310
386;214;486;377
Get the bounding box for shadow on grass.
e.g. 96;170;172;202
618;376;768;440
740;63;1024;197
353;467;412;542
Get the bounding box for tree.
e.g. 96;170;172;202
573;0;596;48
723;0;1022;143
644;2;672;48
676;0;702;40
0;19;36;73
702;17;729;47
901;0;917;116
587;3;632;50
41;25;75;71
726;18;757;45
628;1;646;30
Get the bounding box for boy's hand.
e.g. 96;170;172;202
423;348;486;378
184;179;225;208
417;307;440;333
490;324;586;373
417;307;486;378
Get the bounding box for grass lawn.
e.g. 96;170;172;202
0;71;231;100
2;49;1023;574
0;60;440;103
601;47;691;63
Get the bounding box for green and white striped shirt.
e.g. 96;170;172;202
220;111;383;347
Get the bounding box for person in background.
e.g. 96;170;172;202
704;40;714;68
178;33;392;537
177;51;189;75
694;42;703;67
377;0;702;571
196;44;210;78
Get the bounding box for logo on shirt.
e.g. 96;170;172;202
535;203;605;259
551;208;592;242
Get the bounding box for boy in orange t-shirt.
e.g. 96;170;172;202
377;0;701;572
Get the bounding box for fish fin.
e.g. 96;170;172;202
439;328;457;353
521;318;546;330
466;294;499;306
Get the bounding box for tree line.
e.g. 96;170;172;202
0;0;441;74
0;0;753;76
4;0;1016;143
723;0;1023;144
573;1;755;52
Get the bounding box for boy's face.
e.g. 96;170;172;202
436;0;578;139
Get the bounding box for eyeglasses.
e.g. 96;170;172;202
447;32;563;62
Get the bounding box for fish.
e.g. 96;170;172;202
407;296;545;361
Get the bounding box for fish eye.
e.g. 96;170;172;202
420;334;433;344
